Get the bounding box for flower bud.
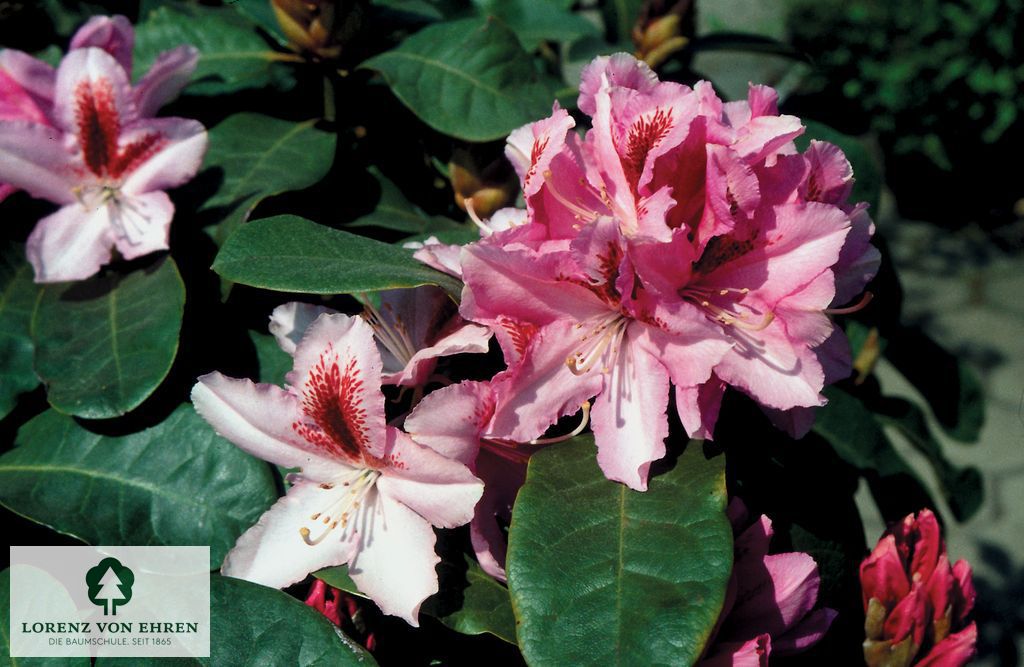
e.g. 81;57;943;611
632;0;694;69
860;509;977;666
450;149;517;220
271;0;364;59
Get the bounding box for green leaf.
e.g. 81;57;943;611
799;120;883;213
31;256;185;419
31;257;181;414
424;554;518;644
507;437;732;665
248;330;294;385
207;576;376;666
0;406;278;568
362;18;558;141
814;387;940;523
601;0;644;45
875;398;984;521
315;554;517;644
213;216;463;298
348;169;463;235
471;0;599;50
883;328;985;443
201;114;335;246
1;568;91;667
0;243;42;419
134;3;297;96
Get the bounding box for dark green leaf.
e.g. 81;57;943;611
205;576;376;666
0;243;42;419
135;3;297;96
471;0;599;50
201;114;335;246
601;0;644;45
883;328;985;443
32;256;185;419
423;554;517;644
799;120;883;213
875;398;984;521
815;387;939;523
0;406;278;567
229;0;291;47
507;437;732;665
2;568;90;667
248;330;294;385
213;216;463;298
347;169;464;235
362;18;558;141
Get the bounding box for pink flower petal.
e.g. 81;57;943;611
470;448;527;582
404;380;492;465
578;53;659;116
0;49;56;111
119;117;208;195
54;47;137;135
590;328;670;490
109;190;174;260
221;479;360;589
70;15;134;76
0;121;76;204
191;372;344;480
133;45;199;117
675;375;726;440
269;301;336;356
375;427;483;530
346;490;441;626
287;313;388;462
914;622;977;667
25;202;112;283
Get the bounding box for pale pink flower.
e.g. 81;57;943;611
268;287;491;388
0;16;204;283
860;509;976;666
698;500;836;665
192;313;483;625
458;54;876;488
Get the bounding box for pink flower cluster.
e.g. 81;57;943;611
435;53;881;491
860;509;977;666
0;15;207;282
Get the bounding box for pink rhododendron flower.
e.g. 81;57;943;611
698;500;836;665
0;15;204;283
268;287;491;388
860;509;976;667
191;313;483;624
458;53;878;489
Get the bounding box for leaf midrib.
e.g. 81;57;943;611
375;51;516;102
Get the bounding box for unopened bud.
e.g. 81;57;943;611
271;0;364;59
449;149;517;219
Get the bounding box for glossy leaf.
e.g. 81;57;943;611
32;256;185;419
814;387;940;523
506;436;732;665
347;169;464;235
248;330;294;386
206;576;376;666
214;215;463;297
0;407;278;568
884;327;985;443
134;2;296;96
362;18;558;141
472;0;599;50
202;114;335;246
1;568;91;667
875;397;984;521
0;243;42;419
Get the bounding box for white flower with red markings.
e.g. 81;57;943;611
0;14;205;283
191;312;483;625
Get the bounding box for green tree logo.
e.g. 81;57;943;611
86;557;134;616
